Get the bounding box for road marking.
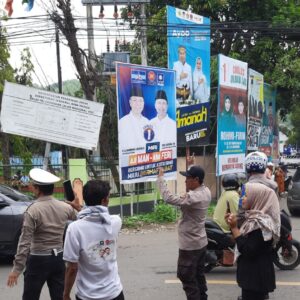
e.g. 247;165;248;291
165;279;300;286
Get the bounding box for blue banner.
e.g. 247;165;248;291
167;5;210;146
116;63;177;184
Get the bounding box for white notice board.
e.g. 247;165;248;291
0;82;104;150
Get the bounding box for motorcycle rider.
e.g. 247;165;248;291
245;151;278;192
213;173;240;233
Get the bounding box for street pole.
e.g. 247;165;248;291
86;3;97;99
140;3;147;66
86;4;100;159
55;24;69;178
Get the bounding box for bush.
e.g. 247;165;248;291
153;202;177;223
122;202;178;228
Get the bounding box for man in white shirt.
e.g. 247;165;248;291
119;85;149;151
63;180;124;300
173;46;193;102
150;90;176;147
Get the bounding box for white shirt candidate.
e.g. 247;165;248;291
173;46;192;91
150;90;176;147
119;93;149;151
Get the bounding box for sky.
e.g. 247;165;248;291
1;0;133;87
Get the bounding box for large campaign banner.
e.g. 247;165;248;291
259;83;278;159
247;69;264;151
167;5;210;146
116;63;177;184
217;55;248;176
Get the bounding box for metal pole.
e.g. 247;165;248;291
86;4;96;80
119;182;123;218
55;24;68;179
140;3;147;66
86;4;100;158
43;142;51;170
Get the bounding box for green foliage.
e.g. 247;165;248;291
15;48;34;86
122;202;178;228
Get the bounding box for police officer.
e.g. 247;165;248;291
7;168;80;300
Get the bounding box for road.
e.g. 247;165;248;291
0;201;299;300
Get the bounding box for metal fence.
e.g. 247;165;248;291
0;156;157;217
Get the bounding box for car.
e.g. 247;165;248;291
287;167;300;216
0;185;34;256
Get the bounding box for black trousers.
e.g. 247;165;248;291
177;247;208;300
23;253;65;300
76;291;125;300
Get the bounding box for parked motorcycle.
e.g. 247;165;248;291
204;210;300;272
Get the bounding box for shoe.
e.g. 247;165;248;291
237;297;242;300
264;294;269;299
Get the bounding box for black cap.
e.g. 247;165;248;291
155;90;168;102
180;165;205;182
130;85;143;98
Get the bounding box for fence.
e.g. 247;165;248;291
0;154;218;216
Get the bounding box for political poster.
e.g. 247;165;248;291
0;81;104;150
167;5;210;146
116;62;177;184
217;55;248;176
259;83;278;159
247;69;264;151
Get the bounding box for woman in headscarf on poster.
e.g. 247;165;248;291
225;182;281;300
192;57;209;103
220;95;234;129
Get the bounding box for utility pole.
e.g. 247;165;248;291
86;4;100;158
56;24;68;178
86;4;97;101
140;3;147;66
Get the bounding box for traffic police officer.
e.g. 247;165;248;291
7;168;80;300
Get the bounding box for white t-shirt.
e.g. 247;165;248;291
63;213;122;300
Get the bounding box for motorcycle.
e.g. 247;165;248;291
204;210;300;272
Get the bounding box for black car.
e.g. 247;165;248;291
287;167;300;216
0;185;34;256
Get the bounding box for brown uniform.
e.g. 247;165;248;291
13;195;77;273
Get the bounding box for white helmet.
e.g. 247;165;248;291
245;151;268;174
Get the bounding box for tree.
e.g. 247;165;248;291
49;0;123;192
0;25;15;182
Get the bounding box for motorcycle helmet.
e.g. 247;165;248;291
245;151;268;174
222;173;239;190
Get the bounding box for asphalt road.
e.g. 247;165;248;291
1;199;300;300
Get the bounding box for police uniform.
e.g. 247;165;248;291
12;168;77;300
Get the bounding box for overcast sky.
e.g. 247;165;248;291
2;0;133;86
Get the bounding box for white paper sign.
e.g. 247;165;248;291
0;82;104;150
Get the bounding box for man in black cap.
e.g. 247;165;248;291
150;89;176;147
7;168;81;300
118;85;149;150
157;166;211;300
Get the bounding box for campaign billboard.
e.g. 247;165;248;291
167;5;210;146
217;55;248;176
247;69;264;151
0;81;104;150
259;83;278;159
116;63;177;184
